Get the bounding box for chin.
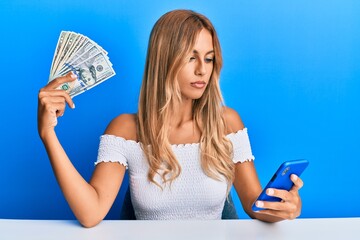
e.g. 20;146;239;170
181;89;207;100
183;94;204;101
194;94;205;100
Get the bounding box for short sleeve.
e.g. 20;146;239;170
95;134;128;168
227;128;255;164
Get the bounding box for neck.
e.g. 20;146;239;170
171;98;194;128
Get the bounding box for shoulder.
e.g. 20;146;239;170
103;113;137;141
222;106;245;134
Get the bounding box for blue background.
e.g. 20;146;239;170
0;0;359;220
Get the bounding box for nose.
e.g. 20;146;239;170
195;60;206;76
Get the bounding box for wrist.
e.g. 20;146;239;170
39;128;57;142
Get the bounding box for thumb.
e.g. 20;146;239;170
290;174;304;192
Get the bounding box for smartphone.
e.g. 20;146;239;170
252;159;309;212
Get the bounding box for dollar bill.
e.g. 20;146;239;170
56;39;106;76
52;32;78;75
49;31;115;97
50;31;67;76
56;52;115;97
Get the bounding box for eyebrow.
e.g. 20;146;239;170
192;50;215;55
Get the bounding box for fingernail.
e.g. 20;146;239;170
72;103;76;109
256;201;264;207
267;188;274;196
292;174;298;181
70;72;77;79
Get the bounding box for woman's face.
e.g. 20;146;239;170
177;29;214;100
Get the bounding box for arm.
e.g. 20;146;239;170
38;73;125;227
223;107;304;222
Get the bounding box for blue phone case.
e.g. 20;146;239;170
252;159;309;212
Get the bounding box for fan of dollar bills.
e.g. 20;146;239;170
49;31;116;97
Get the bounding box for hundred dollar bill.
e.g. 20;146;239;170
52;32;78;76
56;34;84;72
50;31;67;74
51;31;70;76
56;52;115;97
49;31;115;97
55;39;106;77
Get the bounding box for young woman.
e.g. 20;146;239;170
38;9;304;227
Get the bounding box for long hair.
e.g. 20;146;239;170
137;9;234;191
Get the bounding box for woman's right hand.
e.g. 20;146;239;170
38;72;77;139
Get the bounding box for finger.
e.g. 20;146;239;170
255;200;285;211
255;199;299;218
290;174;304;191
266;188;291;202
56;90;75;109
52;101;66;117
257;208;298;220
44;71;77;90
256;208;284;218
44;101;67;118
39;88;75;109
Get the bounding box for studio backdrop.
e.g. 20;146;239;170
0;0;359;220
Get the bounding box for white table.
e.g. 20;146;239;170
1;218;359;240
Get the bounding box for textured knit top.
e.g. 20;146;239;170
95;128;255;220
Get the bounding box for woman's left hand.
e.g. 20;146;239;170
254;174;304;220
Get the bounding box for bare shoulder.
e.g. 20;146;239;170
103;113;137;141
222;106;245;134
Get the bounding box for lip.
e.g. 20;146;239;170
190;81;207;89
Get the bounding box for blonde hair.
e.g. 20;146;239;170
137;10;234;191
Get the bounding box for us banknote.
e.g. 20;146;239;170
49;31;115;97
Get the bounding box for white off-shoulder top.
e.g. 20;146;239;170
95;128;255;220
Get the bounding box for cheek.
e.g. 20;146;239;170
177;67;192;83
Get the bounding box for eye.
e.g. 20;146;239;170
205;57;214;63
189;56;196;62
